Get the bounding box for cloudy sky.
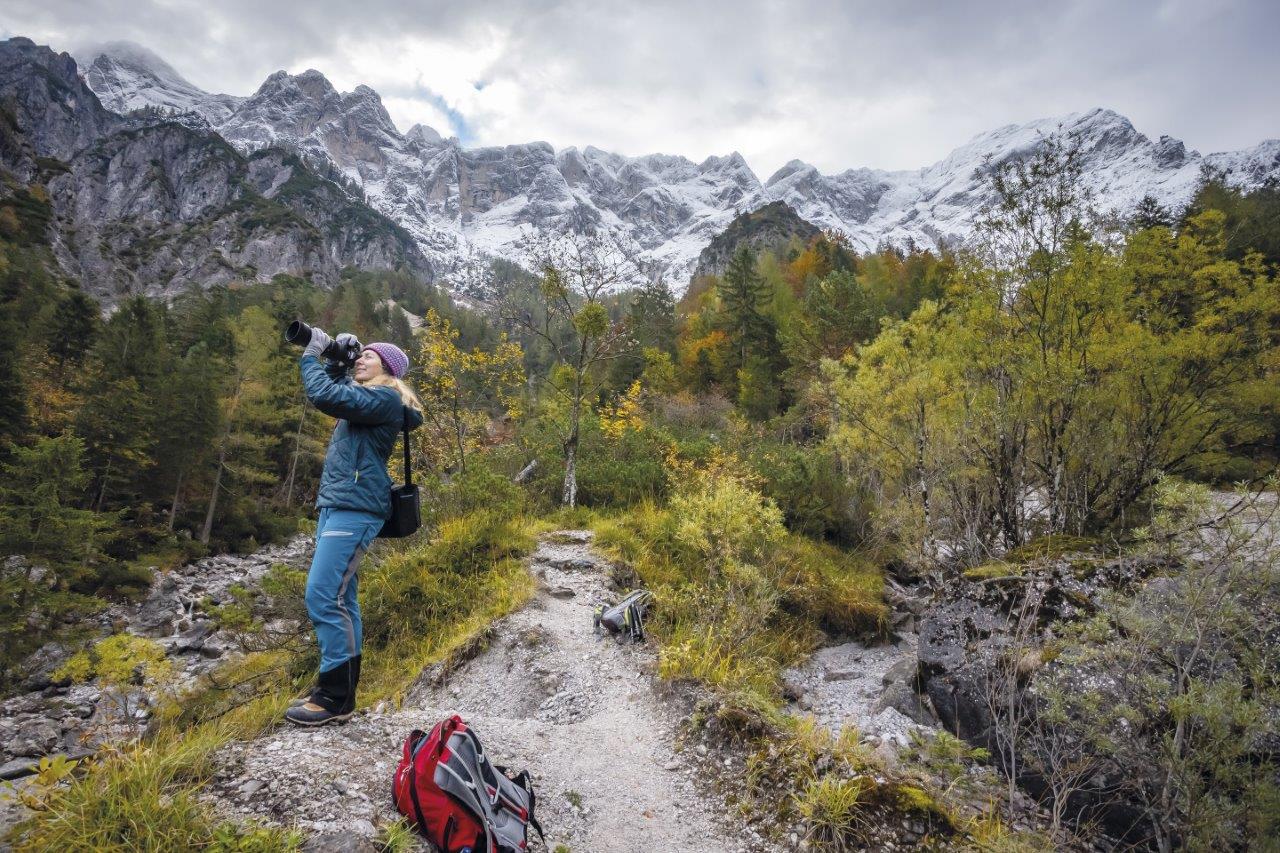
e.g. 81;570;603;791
3;0;1277;178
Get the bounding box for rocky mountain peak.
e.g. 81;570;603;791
56;35;1280;290
0;37;118;165
78;40;243;126
405;123;444;146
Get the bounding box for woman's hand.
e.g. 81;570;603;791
303;327;333;359
334;333;361;362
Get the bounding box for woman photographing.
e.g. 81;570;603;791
286;330;423;727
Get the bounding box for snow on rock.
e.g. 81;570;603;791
81;42;1280;291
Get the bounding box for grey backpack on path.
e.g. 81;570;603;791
593;589;653;642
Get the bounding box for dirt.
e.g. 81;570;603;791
203;531;779;852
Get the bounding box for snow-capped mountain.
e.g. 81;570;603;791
81;41;243;127
80;41;1280;287
0;38;430;301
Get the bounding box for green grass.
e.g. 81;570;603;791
8;729;300;852
7;509;539;850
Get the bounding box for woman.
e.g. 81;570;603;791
286;329;423;727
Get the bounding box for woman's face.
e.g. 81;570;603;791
353;348;386;382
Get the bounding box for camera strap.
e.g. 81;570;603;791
400;406;412;486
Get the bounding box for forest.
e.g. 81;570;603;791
2;141;1279;850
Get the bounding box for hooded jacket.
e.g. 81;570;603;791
301;354;424;518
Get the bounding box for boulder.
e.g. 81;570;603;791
8;718;61;758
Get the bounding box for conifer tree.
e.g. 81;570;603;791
1130;194;1172;231
75;297;168;512
718;246;772;370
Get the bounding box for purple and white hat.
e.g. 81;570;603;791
364;342;410;378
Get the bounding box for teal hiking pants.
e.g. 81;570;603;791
305;508;383;672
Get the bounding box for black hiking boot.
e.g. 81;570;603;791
285;656;358;726
288;654;361;709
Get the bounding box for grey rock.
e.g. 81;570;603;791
881;654;918;687
0;40;431;304
238;779;266;796
548;585;576;599
0;756;36;780
300;832;378;853
9;719;61;758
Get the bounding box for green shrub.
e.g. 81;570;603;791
749;442;871;544
427;456;528;523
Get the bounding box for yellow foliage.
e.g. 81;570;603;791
599;380;645;439
415;309;525;471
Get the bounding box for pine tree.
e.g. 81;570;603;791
718;246;772;370
75;297;167;512
1130;194;1172;231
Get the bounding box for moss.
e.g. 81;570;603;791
962;561;1025;581
1003;534;1099;564
0;179;54;246
33;155;69;176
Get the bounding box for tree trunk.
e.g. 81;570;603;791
562;435;578;507
916;399;932;558
284;398;309;508
168;468;185;531
453;394;467;474
94;460;112;513
201;450;226;545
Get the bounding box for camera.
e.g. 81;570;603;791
284;320;362;368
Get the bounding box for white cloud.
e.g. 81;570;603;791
3;0;1277;179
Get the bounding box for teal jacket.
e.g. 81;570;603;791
301;354;423;518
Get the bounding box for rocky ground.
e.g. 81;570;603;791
1;526;958;851
0;538;313;801
202;531;788;852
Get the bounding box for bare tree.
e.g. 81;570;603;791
498;230;646;506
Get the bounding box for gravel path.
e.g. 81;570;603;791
204;531;770;852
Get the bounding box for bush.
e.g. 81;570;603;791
669;475;785;570
595;469;886;704
749;442;871;544
426;456;528;523
360;510;533;653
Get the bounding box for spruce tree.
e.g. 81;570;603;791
46;290;99;377
718;246;772;370
75;297;168;512
1130;194;1172;231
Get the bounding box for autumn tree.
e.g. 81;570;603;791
502;231;643;506
415;307;525;474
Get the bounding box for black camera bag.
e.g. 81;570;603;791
379;407;420;539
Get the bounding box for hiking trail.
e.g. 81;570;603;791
202;530;779;852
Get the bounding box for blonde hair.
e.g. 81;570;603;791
360;373;423;412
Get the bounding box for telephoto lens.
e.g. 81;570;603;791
284;320;313;346
284;320;362;367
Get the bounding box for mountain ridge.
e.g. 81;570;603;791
61;39;1280;288
0;37;432;301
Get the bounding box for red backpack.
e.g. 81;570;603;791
392;715;543;853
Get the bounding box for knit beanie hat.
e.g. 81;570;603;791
364;342;410;378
